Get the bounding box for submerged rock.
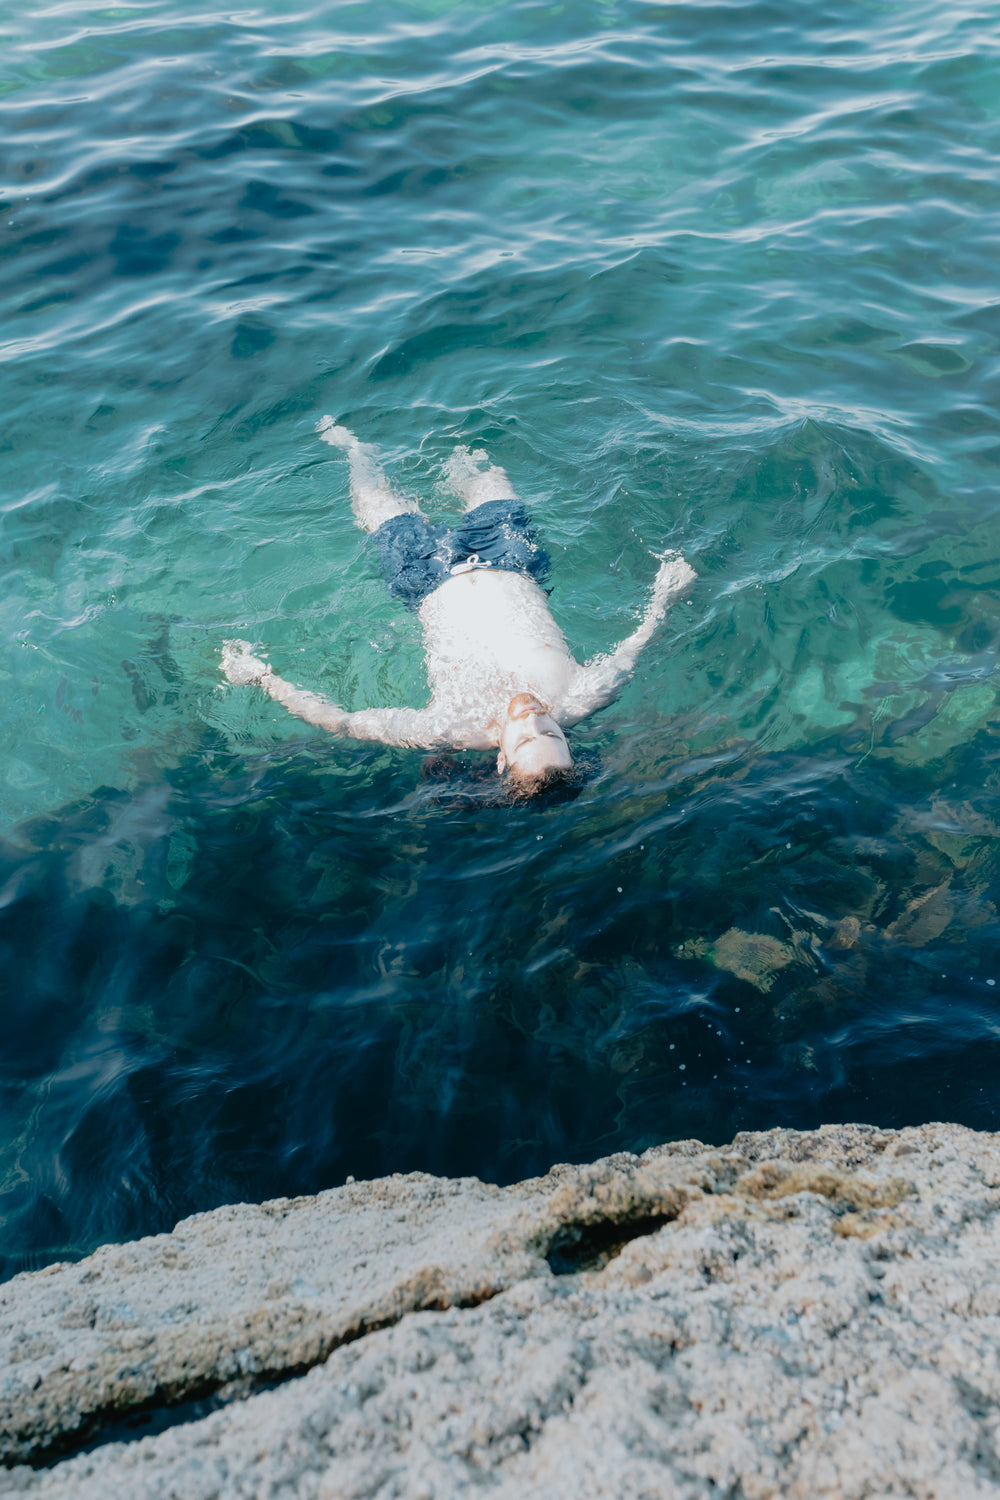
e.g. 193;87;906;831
676;926;797;991
2;1123;1000;1497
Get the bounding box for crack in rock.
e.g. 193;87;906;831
544;1212;676;1274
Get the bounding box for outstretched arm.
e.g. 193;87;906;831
220;641;445;748
557;553;696;725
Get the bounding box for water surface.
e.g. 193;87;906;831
3;0;1000;1277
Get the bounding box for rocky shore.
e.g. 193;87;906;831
3;1122;1000;1497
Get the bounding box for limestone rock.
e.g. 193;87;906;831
3;1123;1000;1498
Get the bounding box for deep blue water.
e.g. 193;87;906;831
3;0;1000;1278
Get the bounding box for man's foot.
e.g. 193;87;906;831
317;418;423;531
444;445;517;510
316;415;360;450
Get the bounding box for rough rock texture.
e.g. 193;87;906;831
4;1123;1000;1497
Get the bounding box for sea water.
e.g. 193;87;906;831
2;0;1000;1276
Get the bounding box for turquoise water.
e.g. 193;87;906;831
3;0;1000;1275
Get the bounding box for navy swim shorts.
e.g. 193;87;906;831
370;498;551;609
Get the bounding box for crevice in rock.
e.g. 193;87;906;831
59;1377;282;1462
20;1287;500;1471
545;1213;674;1275
23;1364;321;1471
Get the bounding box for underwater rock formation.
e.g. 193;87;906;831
3;1123;1000;1497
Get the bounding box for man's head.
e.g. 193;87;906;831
497;692;574;788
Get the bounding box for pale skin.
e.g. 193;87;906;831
221;418;696;786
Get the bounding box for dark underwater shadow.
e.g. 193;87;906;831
3;716;1000;1281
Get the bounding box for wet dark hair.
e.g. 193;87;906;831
503;763;582;805
418;749;598;808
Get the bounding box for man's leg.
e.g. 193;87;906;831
443;444;518;513
316;417;422;532
445;445;550;590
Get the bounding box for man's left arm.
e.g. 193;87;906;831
219;640;450;747
557;553;696;724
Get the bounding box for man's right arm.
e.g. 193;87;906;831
555;553;696;724
220;640;447;748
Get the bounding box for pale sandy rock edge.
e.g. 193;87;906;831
3;1123;1000;1497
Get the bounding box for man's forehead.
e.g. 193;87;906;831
509;729;572;765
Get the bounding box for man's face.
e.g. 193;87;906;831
497;693;573;780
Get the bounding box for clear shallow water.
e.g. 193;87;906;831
3;0;1000;1276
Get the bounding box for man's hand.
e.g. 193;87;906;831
651;551;697;615
316;415;360;450
221;639;272;687
558;549;696;724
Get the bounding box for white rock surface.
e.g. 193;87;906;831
4;1123;1000;1497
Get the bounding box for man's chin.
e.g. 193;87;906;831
506;691;546;720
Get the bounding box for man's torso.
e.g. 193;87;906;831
417;569;580;742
